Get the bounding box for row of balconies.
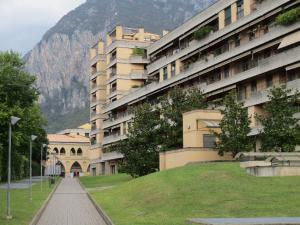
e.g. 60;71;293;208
147;0;288;74
102;134;127;146
103;41;300;114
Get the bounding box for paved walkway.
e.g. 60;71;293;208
36;178;107;225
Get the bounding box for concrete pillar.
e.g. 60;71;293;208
218;10;225;30
175;60;182;75
231;3;238;23
244;0;253;16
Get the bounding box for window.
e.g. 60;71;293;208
238;86;247;100
251;80;257;93
237;0;244;19
224;65;230;78
248;30;256;41
171;62;176;77
203;135;217;148
225;6;232;26
163;66;168;80
266;75;273;88
235;36;241;47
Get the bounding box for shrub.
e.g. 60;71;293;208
276;7;300;26
193;26;212;41
132;48;145;56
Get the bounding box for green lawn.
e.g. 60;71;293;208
82;163;300;225
79;174;132;189
0;179;57;225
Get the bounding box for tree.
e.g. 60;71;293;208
110;103;161;177
0;51;47;181
215;91;252;157
258;85;300;152
158;87;207;151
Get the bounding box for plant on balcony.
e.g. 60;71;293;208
276;7;300;26
131;85;140;88
132;47;145;56
193;26;212;41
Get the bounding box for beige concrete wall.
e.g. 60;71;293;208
231;3;238;23
90;48;96;60
160;148;233;170
244;0;254;16
218;10;225;30
248;105;266;128
117;48;132;59
183;110;222;148
175;60;182;75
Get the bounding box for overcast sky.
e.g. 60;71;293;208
0;0;86;55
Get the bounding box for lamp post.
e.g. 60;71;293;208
41;144;47;191
29;135;37;200
6;116;20;220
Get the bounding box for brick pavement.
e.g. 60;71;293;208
36;177;107;225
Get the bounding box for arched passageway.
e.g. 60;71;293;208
56;161;66;177
70;161;82;177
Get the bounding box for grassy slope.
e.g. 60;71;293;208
80;174;132;189
0;181;55;225
85;163;300;225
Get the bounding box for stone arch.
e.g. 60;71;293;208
77;148;83;156
70;161;82;177
60;148;66;156
53;147;59;154
56;161;66;177
70;148;76;156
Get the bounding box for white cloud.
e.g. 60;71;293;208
0;0;86;54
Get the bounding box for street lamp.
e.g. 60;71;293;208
29;135;37;200
7;116;20;220
40;144;47;191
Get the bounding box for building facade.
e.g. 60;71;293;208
46;134;90;177
90;0;300;173
89;26;160;175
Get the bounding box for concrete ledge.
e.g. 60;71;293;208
78;179;115;225
188;217;300;225
29;178;61;225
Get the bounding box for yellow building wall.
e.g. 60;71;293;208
244;0;254;16
218;10;225;30
183;110;223;148
175;60;182;75
117;48;132;59
160;148;232;170
231;3;238;23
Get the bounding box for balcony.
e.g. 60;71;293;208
102;134;127;145
103;113;133;129
90;54;106;66
129;55;149;64
90;85;106;94
90;99;106;108
106;40;150;54
243;79;300;107
147;0;289;74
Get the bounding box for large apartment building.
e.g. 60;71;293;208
90;0;300;175
89;26;160;175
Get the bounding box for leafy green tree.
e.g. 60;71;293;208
158;87;207;151
258;85;300;152
110;103;161;177
0;51;47;181
215;91;252;157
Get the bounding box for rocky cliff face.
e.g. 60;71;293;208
24;0;216;132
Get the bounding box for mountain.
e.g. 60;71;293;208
24;0;217;133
